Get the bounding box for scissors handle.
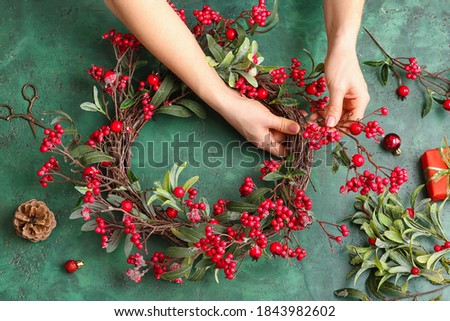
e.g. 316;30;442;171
22;84;39;105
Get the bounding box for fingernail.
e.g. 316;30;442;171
289;123;299;133
326;116;336;127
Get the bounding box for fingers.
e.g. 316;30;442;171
271;115;300;135
325;89;344;127
271;130;287;143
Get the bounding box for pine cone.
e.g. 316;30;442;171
12;199;57;242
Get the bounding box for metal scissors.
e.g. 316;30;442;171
0;84;45;138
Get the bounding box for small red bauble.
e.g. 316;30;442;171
121;200;133;213
434;244;442;252
368;237;376;246
65;260;84;273
249;246;262;260
147;74;159;86
225;28;237;40
382;133;401;156
397;85;409;98
352;154;365;167
445;241;450;248
349;123;362;136
257;87;269;99
443;99;450;111
166;207;178;218
269;242;282;255
110;120;123;133
411;267;420;275
173;186;185;198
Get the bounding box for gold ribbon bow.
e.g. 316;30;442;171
425;137;450;196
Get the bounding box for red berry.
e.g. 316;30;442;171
110;120;123;133
444;241;450;249
166;207;178;218
397;85;409;98
305;84;317;95
335;236;342;243
411;267;420;275
352;154;365;167
121;200;133;213
249;246;262;260
368;238;376;246
434;245;442;252
147;74;159;86
103;70;116;83
349;123;362;136
269;242;282;255
173;186;185;198
407;208;414;218
257;87;268;99
443;99;450;111
225;28;237;40
65;260;83;273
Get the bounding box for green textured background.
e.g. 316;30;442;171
0;0;449;300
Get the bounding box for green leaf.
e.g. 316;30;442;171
380;64;389;86
182;176;199;193
232;37;250;64
312;62;324;75
228;72;238;88
42;110;74;123
236;70;258;87
106;229;122;253
206;34;224;62
421;269;447;284
93;86;102;110
215;211;242;223
205;56;219;67
361;222;376;239
165;247;199;258
171;227;203;243
177;99;206;119
425;248;450;270
79;151;114;166
422;89;433;118
81;220;97;232
69;208;82;219
160;264;192;281
225;201;258;213
195;258;214;269
217;51;235;69
120;98;136;109
80;102;101;112
70;145;93;159
384;230;404;244
189;268;207;281
163;170;171;191
334;288;370;301
234;22;246;48
157;105;193;118
362;60;385;67
262;172;286;181
410;185;425;209
74;186;89;195
245;187;271;204
124;234;133;257
432;95;445;105
152;73;176;108
269;97;300;107
378;213;393;228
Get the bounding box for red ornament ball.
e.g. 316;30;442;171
121;200;133;213
65;260;84;273
225;28;237;40
352;154;365;167
110;120;123;133
411;267;420;275
173;186;185;198
349;123;362;136
382;133;401;155
166;207;178;218
443;99;450;111
397;85;409;98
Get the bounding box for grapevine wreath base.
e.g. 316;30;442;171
2;1;421;284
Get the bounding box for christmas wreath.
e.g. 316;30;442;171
4;1;425;284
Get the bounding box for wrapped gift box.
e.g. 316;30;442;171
421;147;450;201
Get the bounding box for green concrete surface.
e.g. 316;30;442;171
0;0;449;300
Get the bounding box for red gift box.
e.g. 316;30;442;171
421;147;450;202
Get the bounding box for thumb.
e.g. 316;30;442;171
325;90;344;127
271;115;300;135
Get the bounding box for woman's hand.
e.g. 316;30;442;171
323;47;370;127
217;89;300;157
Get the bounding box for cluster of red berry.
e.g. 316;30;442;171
259;159;281;179
235;76;258;98
141;92;155;121
87;125;111;147
239;176;256;197
305;77;327;97
193;5;222;25
195;226;237;279
349;119;385;141
434;241;450;253
147;74;161;92
39;123;64;153
269;67;288;84
101;29;141;53
403;57;422;80
82;166;102;201
290;58;307;86
249;0;271;26
302;123;341;150
309;97;330;113
37;157;59;187
213;199;228;215
150;252;167;279
123;213;144;250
